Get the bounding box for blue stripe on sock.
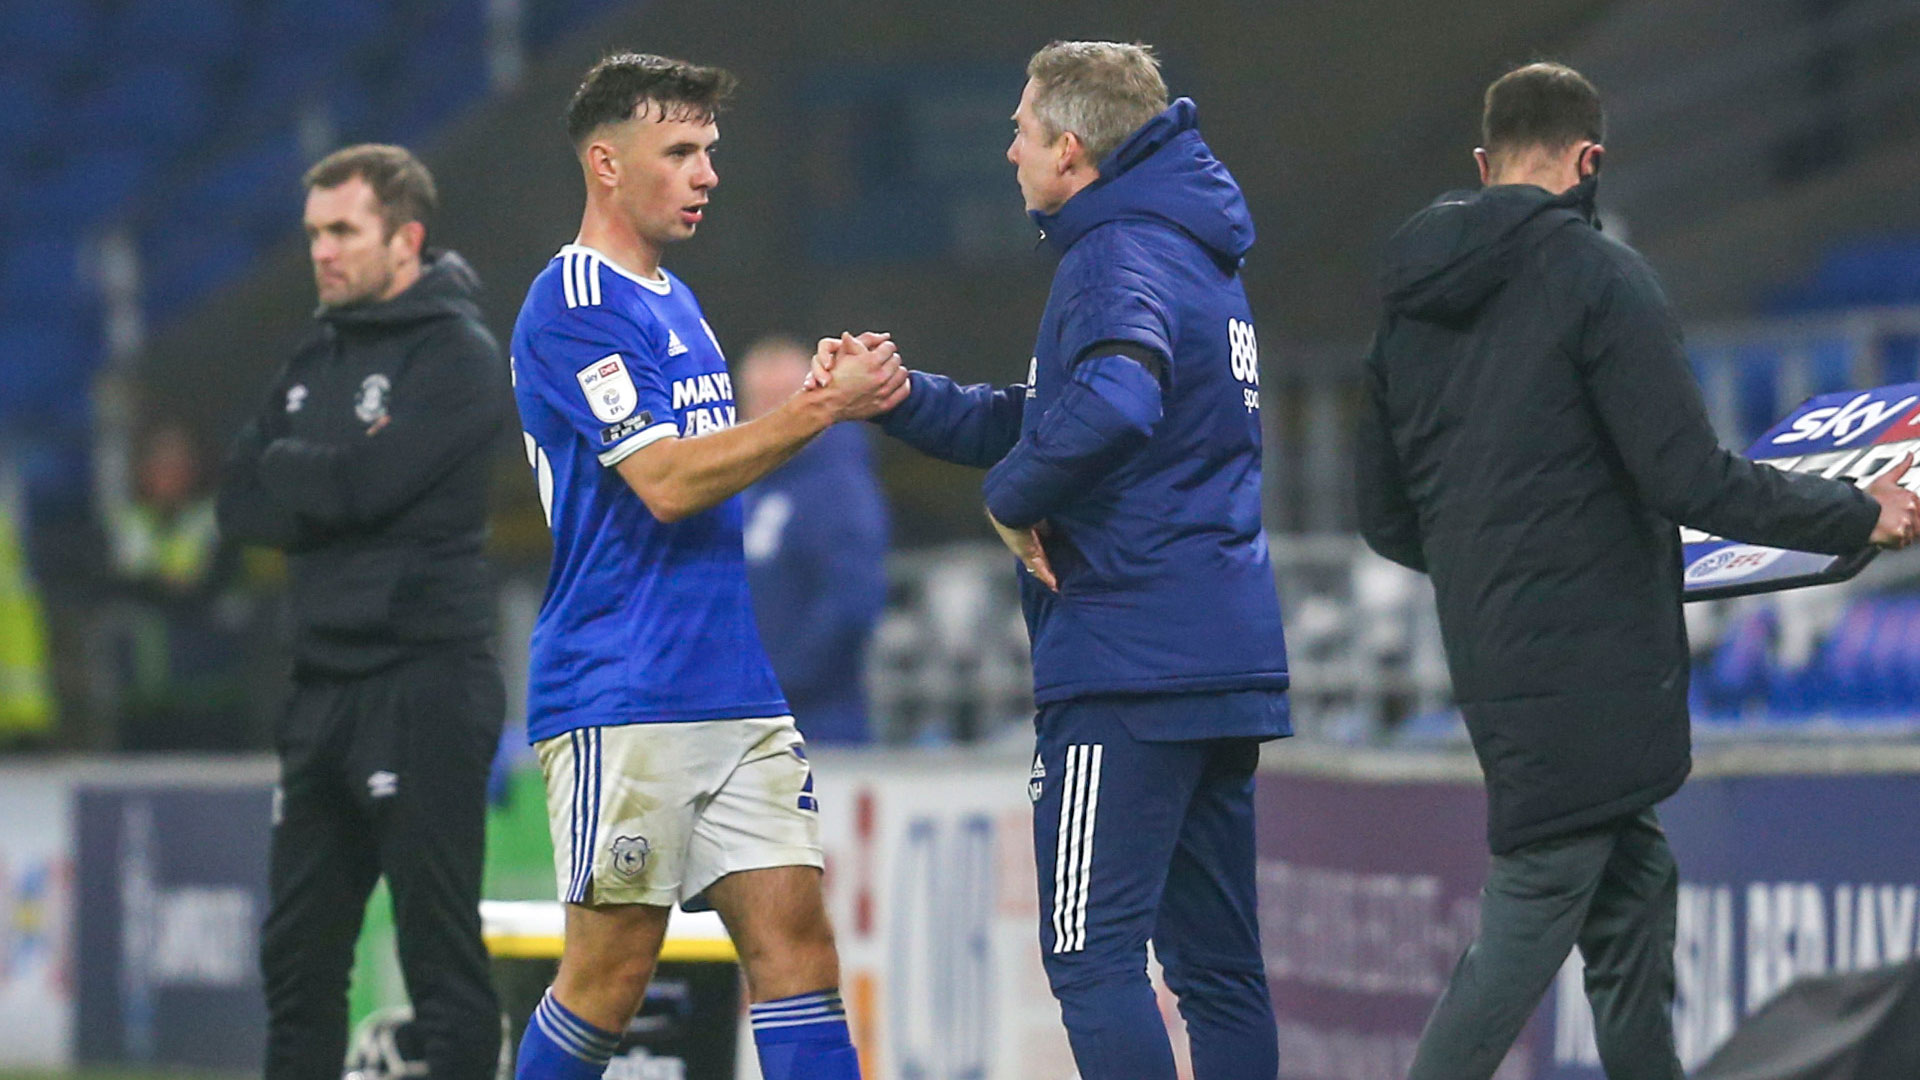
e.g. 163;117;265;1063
750;991;846;1030
539;994;618;1055
534;991;619;1064
751;1001;841;1019
750;991;842;1014
754;1014;849;1032
533;1008;601;1062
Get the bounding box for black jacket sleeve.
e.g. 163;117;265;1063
1577;260;1880;554
256;322;508;529
1354;335;1428;571
216;382;306;549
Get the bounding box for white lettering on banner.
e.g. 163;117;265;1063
1746;882;1830;1013
1771;392;1919;447
1553;953;1600;1068
1675;885;1737;1068
1554;881;1920;1070
1258;858;1475;995
119;801;258;992
888;815;995;1078
604;1047;686;1080
150;887;256;985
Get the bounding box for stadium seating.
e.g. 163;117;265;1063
1771;234;1920;314
0;0;630;429
1693;591;1920;732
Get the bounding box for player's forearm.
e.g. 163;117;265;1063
618;396;833;523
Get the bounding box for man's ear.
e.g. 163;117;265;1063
1580;143;1605;179
1473;147;1492;185
391;220;426;260
1059;130;1086;175
585;140;620;188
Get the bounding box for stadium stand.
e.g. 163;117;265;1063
0;0;625;435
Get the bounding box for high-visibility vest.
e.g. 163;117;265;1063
0;497;53;736
108;498;220;591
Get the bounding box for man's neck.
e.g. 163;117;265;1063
1486;154;1581;196
577;201;665;279
1045;167;1100;215
377;260;423;302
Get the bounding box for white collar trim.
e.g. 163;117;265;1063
560;243;671;295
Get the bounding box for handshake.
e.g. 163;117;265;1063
794;331;911;422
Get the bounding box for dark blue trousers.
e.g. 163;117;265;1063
1031;694;1280;1080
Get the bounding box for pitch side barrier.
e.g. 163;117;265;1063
1255;741;1920;1080
18;746;1920;1079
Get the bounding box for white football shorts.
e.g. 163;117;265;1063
536;715;823;907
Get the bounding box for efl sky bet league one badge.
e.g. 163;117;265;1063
610;835;650;878
577;354;639;423
1682;382;1920;601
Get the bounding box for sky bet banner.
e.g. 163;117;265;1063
1682;382;1920;600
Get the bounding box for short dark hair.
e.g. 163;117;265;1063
1481;63;1604;161
302;143;438;238
566;53;738;146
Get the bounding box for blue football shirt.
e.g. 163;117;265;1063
510;243;788;741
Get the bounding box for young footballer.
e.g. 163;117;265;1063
507;53;904;1080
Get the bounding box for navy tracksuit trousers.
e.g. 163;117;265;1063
1031;693;1280;1080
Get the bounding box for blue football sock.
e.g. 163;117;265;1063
516;989;620;1080
749;989;861;1080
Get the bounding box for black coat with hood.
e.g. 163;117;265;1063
1355;182;1878;853
218;250;511;675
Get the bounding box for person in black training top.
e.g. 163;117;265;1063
217;143;510;1080
1356;63;1920;1080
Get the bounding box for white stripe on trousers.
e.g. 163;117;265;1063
1051;743;1103;953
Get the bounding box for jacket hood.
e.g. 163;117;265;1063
1033;98;1254;264
320;249;483;328
1380;179;1596;323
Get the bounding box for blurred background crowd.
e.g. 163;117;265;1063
2;0;1919;762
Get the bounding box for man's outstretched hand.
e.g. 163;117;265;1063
988;509;1057;591
800;332;908;422
806;331;910;416
1866;454;1920;549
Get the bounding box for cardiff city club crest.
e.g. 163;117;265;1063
1682;382;1920;600
610;836;651;878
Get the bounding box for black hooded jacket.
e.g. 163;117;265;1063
218;251;511;675
1356;182;1878;853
